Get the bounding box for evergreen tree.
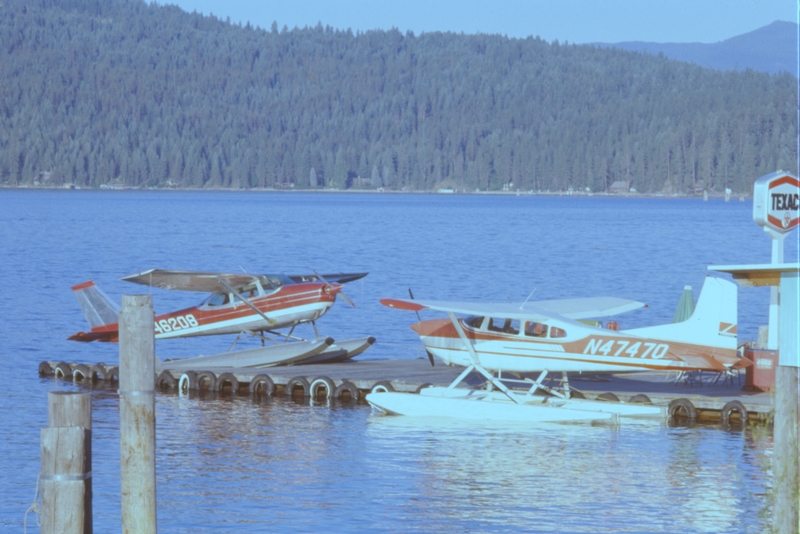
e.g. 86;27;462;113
0;0;794;192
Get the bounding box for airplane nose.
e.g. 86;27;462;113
325;283;356;307
321;283;342;295
411;318;452;336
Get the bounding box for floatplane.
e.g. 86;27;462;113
367;277;751;423
69;269;375;369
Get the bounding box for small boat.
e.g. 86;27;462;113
366;390;616;423
158;335;377;370
296;336;376;365
417;386;665;418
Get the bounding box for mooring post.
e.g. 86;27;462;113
774;365;799;534
40;391;92;534
774;269;799;534
118;294;157;533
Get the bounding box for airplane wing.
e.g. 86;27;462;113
120;269;259;293
380;296;645;321
287;272;368;284
529;296;646;319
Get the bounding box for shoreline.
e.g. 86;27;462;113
0;184;752;199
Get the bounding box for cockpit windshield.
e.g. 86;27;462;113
260;274;294;290
201;274;295;307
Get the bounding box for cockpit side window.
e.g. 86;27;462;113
487;318;520;335
465;316;484;328
524;321;548;337
502;319;520;335
206;293;230;307
550;326;567;338
241;283;261;300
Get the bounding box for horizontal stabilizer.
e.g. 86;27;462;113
675;353;727;371
68;331;119;343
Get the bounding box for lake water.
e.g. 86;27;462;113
1;190;796;532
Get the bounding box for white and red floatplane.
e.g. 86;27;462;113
367;276;751;423
69;269;374;368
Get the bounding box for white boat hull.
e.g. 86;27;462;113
157;337;334;370
418;386;665;418
366;391;616;423
296;336;376;365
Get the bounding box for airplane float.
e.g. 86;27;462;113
366;276;751;422
69;269;375;368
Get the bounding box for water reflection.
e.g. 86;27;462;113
365;414;770;533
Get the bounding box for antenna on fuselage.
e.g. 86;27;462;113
520;287;537;309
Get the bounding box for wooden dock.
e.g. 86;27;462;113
40;358;772;423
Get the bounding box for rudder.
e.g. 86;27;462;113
71;280;120;329
626;277;737;350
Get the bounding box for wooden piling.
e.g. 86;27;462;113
774;365;799;534
39;391;92;534
118;294;157;534
40;426;88;534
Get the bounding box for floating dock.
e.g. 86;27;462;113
39;358;772;424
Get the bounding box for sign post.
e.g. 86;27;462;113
752;171;799;349
712;169;799;533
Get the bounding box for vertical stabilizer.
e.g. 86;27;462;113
626;277;737;350
71;280;120;328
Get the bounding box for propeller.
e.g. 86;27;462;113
313;271;356;307
408;288;434;367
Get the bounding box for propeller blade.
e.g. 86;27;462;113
312;270;329;284
337;290;356;307
409;288;432;366
408;288;422;323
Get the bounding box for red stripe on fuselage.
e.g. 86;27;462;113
81;282;335;340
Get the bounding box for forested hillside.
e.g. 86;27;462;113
0;0;796;193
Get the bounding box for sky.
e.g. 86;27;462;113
167;0;797;44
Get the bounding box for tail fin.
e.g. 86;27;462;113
626;277;737;350
72;280;119;327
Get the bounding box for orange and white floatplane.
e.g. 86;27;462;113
366;276;751;423
69;269;374;369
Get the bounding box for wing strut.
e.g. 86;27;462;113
216;277;276;328
445;312;525;404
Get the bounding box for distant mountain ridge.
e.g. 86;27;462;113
0;0;795;194
596;21;798;77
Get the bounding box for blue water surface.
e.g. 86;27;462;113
1;190;795;532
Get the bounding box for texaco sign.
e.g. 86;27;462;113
753;171;800;233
